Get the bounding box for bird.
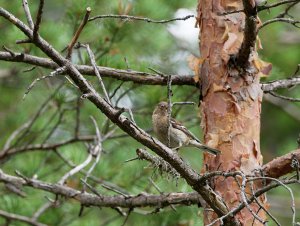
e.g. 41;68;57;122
152;101;220;155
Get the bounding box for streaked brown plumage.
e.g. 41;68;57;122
152;102;220;155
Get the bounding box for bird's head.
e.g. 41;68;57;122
153;101;169;115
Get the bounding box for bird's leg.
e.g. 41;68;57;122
171;141;182;151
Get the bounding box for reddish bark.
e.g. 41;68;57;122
263;149;300;179
197;0;268;224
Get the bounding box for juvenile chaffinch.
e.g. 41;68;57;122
152;102;220;155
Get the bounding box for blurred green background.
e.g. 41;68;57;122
0;0;299;225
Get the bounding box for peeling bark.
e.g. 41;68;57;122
197;0;268;224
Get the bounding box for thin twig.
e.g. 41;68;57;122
41;107;66;144
0;169;204;209
121;208;132;226
167;75;172;147
148;178;177;212
249;181;281;226
80;179;102;197
109;81;125;99
219;0;300;15
247;176;296;225
172;101;195;106
75;97;81;138
82;117;103;191
23;67;66;99
264;94;300;122
101;184;129;197
67;7;91;59
23;66;36;73
0;209;47;226
258;18;300;31
32;200;58;221
258;0;300;12
2;45;16;56
136;149;180;179
4;122;31;150
55;150;129;195
85;44;111;104
22;0;34;29
3;84;64;152
89;14;194;23
33;0;44;40
276;1;299;18
240;173;266;224
269;91;300;102
58;151;93;185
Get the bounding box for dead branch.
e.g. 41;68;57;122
0;209;47;226
257;0;300;12
0;51;195;86
67;7;91;59
1;51;299;91
0;169;203;209
261;76;300;92
88;14;194;23
268;91;300;102
259;18;300;31
262;149;300;179
22;0;34;29
33;0;44;40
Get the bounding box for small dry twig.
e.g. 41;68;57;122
67;7;91;59
89;14;194;23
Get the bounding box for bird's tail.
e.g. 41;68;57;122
190;140;220;155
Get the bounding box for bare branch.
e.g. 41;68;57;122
257;0;300;12
0;209;47;226
58;152;93;185
85;44;111;104
0;169;203;209
259;18;300;31
264;94;300;122
55;150;130;195
167;75;172;147
32;201;58;221
33;0;44;40
219;0;299;15
67;7;91;59
249;181;281;226
22;0;34;29
2;50;298;91
262;149;300;179
89;14;194;23
82;116;103;191
136;148;180;179
0;136;93;160
248;176;296;225
268;91;300;102
0;51;196;86
23;66;66;99
240;173;266;224
261;76;300;92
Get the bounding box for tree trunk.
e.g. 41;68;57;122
197;0;268;225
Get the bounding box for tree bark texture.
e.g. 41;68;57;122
197;0;268;225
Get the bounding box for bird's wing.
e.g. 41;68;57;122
170;118;200;142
